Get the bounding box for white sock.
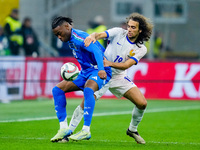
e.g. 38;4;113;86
60;118;68;129
69;105;84;132
129;106;145;132
82;125;90;133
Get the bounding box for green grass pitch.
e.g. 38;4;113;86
0;99;200;150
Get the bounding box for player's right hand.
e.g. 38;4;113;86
84;34;96;47
98;70;107;79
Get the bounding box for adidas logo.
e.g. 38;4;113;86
84;111;89;115
92;76;97;80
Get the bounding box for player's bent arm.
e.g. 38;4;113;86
93;32;107;40
83;41;106;79
85;32;107;47
104;58;137;70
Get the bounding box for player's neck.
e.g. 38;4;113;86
128;36;137;43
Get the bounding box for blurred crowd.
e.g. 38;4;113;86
1;9;39;57
1;9;164;59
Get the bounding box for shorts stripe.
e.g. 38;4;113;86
124;76;132;82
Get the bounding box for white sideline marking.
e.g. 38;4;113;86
0;137;200;145
148;141;200;145
0;105;200;123
0;137;47;140
98;140;200;145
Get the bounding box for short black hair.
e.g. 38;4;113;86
52;16;73;29
12;8;18;14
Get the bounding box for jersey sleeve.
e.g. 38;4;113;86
129;45;147;65
82;43;105;71
105;27;123;40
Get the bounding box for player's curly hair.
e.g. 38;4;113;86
52;16;73;29
126;13;153;45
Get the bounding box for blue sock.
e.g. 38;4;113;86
83;87;95;126
52;86;67;122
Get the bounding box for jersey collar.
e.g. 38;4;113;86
69;28;74;41
126;35;135;44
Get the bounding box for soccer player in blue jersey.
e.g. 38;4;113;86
50;16;112;142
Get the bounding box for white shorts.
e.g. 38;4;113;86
95;74;137;100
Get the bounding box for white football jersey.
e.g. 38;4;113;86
105;27;147;75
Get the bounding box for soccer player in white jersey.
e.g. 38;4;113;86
68;13;153;144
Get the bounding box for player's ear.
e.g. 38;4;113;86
64;22;70;30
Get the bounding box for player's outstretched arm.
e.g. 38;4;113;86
84;32;107;47
84;33;96;46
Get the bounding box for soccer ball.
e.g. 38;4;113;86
60;62;79;81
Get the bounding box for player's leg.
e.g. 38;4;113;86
50;80;80;142
69;68;111;141
80;70;111;133
69;99;84;132
69;83;109;132
123;87;147;144
82;79;102;132
124;86;147;109
54;80;81;129
69;79;98;141
109;75;146;144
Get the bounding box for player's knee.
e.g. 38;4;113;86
52;86;58;96
52;86;64;97
137;99;147;110
84;87;94;95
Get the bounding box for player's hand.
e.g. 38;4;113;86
103;57;112;67
98;70;107;79
84;34;96;47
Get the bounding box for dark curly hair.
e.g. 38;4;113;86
126;13;153;46
52;16;73;29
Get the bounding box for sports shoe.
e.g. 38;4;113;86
50;128;73;142
69;130;91;141
126;129;145;144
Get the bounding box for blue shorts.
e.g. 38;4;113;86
73;67;112;91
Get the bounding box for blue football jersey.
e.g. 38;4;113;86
67;28;106;71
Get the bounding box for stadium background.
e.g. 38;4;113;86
0;0;199;102
0;1;200;149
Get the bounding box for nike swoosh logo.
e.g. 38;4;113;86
117;42;121;45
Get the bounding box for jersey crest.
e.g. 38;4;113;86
128;49;136;57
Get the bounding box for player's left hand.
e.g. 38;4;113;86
103;58;112;67
98;70;107;79
84;34;96;47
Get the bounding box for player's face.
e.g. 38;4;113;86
53;23;71;42
127;20;141;40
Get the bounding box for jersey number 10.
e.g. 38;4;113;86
114;55;123;63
